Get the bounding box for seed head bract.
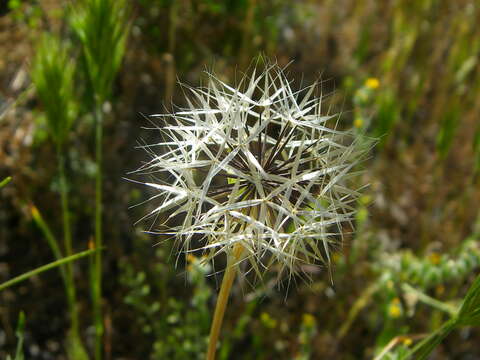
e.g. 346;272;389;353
134;63;367;280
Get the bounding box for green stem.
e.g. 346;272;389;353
206;245;244;360
0;249;98;292
58;150;80;339
164;0;178;105
338;282;380;339
402;283;457;316
30;204;68;290
239;0;256;70
0;176;12;188
93;104;104;360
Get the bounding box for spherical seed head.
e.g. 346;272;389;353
137;64;366;279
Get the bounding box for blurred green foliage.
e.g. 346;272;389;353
1;0;480;359
120;251;212;359
31;35;76;147
6;312;25;360
7;0;41;29
71;0;129;105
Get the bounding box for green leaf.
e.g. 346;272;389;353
403;318;458;360
403;273;480;359
458;273;480;326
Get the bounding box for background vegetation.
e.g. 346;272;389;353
1;0;480;359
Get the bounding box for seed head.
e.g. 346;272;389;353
136;64;366;280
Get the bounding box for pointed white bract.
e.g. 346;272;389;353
137;64;365;278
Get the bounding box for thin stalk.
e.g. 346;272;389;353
0;176;12;188
0;248;98;292
164;0;178;106
206;244;244;360
30;204;68;289
337;282;380;339
92;104;104;360
402;283;457;316
58;150;80;339
374;334;424;360
239;0;256;70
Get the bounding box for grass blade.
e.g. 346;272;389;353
0;248;99;292
0;176;12;188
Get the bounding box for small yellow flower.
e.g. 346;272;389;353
402;337;413;346
428;253;441;265
260;312;277;329
365;77;380;90
302;313;316;328
354;117;364;128
388;298;402;318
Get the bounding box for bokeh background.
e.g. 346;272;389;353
1;0;480;359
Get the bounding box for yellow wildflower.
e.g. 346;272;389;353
365;77;380;89
260;312;277;329
302;313;316;328
354;117;364;128
388;298;402;318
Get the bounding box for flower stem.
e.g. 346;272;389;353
92;104;104;360
58;151;79;338
206;244;244;360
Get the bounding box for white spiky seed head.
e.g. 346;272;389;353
136;64;365;280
